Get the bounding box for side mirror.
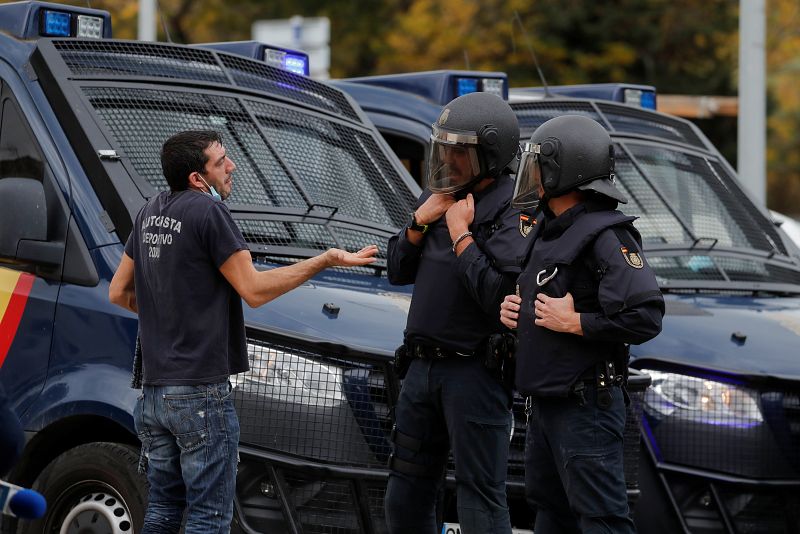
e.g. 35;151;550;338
0;178;63;265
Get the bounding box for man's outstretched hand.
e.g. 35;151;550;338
325;245;379;267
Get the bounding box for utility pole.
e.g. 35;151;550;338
738;0;766;206
138;0;157;42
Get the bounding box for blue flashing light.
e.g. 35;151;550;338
456;77;479;97
41;9;71;37
284;54;308;76
640;90;656;110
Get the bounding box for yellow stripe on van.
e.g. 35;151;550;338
0;267;22;320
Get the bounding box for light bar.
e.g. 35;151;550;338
481;78;504;98
263;48;309;76
76;15;104;39
41;9;70;37
283;54;309;76
624;88;657;109
640;90;657;109
456;77;479;97
455;76;507;99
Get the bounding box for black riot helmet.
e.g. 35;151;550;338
428;92;520;194
512;115;627;209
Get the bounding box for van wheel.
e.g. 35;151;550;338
19;442;147;534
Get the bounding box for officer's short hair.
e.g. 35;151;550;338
160;130;224;192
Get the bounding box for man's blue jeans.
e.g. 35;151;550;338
134;381;239;534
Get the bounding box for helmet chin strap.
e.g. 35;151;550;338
454;173;495;199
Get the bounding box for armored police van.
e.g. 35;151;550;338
0;2;427;533
336;72;800;533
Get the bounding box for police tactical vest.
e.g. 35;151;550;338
405;177;531;353
515;209;638;397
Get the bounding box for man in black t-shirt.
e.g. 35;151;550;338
109;130;376;534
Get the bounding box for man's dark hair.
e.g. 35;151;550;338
160;130;223;191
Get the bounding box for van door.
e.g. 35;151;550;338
0;83;68;418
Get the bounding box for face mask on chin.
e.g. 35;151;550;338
197;174;222;201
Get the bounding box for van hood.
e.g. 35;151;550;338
242;269;411;358
632;294;800;381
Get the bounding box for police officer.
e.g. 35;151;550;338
384;92;532;534
500;115;664;533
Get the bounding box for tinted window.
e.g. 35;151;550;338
0;98;44;181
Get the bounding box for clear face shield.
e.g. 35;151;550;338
511;142;543;209
427;124;484;193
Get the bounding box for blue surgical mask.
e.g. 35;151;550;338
197;174;222;201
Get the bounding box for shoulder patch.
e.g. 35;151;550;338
620;246;644;269
519;213;536;237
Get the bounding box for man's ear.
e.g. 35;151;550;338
187;171;204;190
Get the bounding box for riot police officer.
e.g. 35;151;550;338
500;115;664;533
384;92;531;534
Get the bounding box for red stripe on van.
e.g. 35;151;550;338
0;273;35;368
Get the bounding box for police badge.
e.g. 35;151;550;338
621;246;644;269
519;213;535;237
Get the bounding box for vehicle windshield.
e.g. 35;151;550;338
614;142;800;287
37;39;417;263
512;100;800;290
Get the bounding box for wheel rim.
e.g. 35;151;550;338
52;483;134;534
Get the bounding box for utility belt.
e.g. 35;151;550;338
393;333;517;385
524;359;628;422
572;359;628;409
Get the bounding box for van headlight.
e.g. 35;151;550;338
643;370;763;425
231;342;345;407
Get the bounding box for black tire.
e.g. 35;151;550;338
18;442;148;534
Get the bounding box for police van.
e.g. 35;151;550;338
0;2;429;533
335;72;800;532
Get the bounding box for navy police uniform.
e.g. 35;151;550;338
385;176;532;534
516;200;664;534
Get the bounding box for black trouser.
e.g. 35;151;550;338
384;356;513;534
525;383;635;534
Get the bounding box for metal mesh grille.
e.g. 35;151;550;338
715;257;800;285
233;336;393;469
51;40;361;122
597;103;705;147
80;86;413;254
626;144;781;255
219;54;360;121
709;161;788;255
663;472;800;533
511;101;602;137
642;371;800;479
247;100;415;229
648;256;725;282
614;148;693;246
53;40;228;82
332;227;390;261
366;486;390;534
83;86;306;206
237;219;336;251
716;484;800;533
282;474;361;534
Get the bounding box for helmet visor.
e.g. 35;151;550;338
427;125;483;193
512;143;542;209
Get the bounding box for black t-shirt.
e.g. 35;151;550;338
124;190;250;385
